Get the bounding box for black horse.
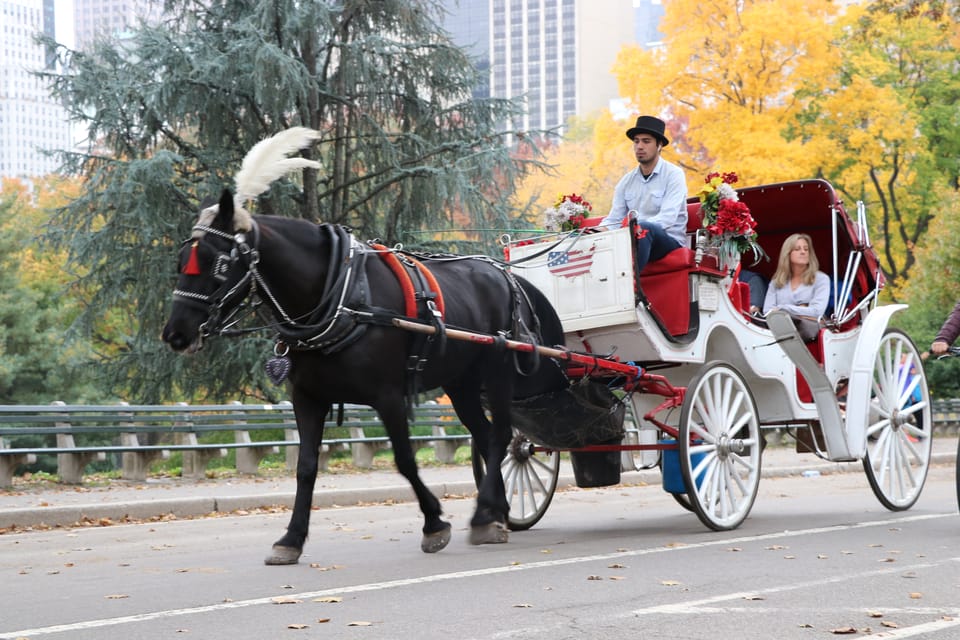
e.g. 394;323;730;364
161;183;569;564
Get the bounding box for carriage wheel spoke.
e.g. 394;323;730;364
680;362;760;531
862;330;932;511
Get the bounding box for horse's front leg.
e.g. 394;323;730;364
265;391;329;565
378;401;451;553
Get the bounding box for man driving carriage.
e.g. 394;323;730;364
591;115;688;274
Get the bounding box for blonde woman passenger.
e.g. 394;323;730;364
762;233;830;342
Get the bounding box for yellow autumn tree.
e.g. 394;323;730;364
607;0;841;191
792;1;960;292
15;176;82;289
512;115;621;227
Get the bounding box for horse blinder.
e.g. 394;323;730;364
171;228;256;338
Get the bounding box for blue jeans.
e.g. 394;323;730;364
739;269;769;310
635;221;683;272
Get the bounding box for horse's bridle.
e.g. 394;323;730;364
172;221;263;340
172;219;366;349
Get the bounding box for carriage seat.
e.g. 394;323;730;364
581;204;703;336
579;204;701;275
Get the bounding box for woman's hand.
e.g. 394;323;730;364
931;340;949;355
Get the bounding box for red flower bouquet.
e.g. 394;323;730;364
697;172;765;265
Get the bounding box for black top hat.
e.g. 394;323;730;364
625;115;669;146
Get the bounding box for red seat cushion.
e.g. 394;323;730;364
639;247;695;275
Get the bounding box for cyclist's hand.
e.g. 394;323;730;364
931;340;949;355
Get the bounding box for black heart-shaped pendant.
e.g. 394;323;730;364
265;355;292;384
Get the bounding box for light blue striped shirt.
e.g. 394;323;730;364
600;157;688;247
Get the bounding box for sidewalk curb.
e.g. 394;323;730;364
1;452;953;531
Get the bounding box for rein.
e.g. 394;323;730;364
175;219;549;379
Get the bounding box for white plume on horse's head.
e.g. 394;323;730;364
234;127;322;202
197;127;322;233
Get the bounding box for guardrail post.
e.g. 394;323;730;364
432;425;460;464
120;402;167;481
0;437;35;488
176;402;226;480
50;401;104;484
232;401;280;474
349;426;377;468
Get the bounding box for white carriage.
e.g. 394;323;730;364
490;179;931;532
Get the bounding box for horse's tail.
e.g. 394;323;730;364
512;276;569;398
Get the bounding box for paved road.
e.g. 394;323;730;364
0;453;957;640
1;439;957;530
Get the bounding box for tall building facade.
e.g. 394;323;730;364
73;0;162;49
0;0;72;178
442;0;636;134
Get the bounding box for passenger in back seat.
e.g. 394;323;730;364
763;233;830;341
590;115;688;273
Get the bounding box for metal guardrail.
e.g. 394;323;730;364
1;399;958;488
0;401;470;487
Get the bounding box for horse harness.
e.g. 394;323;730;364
180;220;557;395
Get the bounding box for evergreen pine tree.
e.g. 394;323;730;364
39;0;547;402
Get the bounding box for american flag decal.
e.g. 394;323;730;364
547;245;595;278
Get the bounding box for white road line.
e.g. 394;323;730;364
0;512;954;639
628;559;960;615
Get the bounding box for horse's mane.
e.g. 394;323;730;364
195;127;322;235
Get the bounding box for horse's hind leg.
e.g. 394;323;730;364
265;392;328;565
379;402;451;553
445;385;511;545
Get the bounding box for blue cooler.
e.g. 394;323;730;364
661;439;705;494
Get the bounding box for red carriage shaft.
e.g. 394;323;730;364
392;317;641;377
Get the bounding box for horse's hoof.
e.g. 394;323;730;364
421;525;452;553
264;545;302;565
468;521;509;545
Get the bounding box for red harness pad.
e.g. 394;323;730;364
370;244;445;320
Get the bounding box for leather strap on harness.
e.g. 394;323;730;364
369;243;445;320
368;243;448;417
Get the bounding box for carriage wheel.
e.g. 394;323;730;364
670;491;695;513
955;437;960;514
471;430;560;531
861;329;932;511
678;361;762;531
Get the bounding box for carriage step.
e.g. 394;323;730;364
766;310;850;460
